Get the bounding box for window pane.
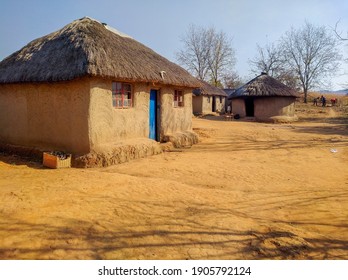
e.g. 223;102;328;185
124;99;131;107
115;93;122;99
174;90;184;107
112;82;132;108
124;84;131;91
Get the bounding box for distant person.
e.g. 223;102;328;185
227;105;231;114
331;98;337;106
313;97;319;106
321;96;326;107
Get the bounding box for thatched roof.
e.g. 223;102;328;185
223;88;235;96
228;73;299;99
193;80;227;97
0;17;200;87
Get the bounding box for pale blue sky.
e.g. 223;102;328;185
0;0;347;89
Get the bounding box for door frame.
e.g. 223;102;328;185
149;89;160;141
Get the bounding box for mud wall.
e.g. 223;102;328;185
88;79;195;148
193;95;225;114
231;98;246;117
202;95;212;113
231;97;296;121
254;97;296;121
88;79;149;149
160;86;193;138
192;95;203;114
214;96;226;113
0;79;90;154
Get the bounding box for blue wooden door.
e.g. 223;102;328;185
149;89;157;140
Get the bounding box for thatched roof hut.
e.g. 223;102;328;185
0;17;199;88
0;17;199;167
193;80;227;97
228;73;298;99
227;73;299;122
192;80;227;114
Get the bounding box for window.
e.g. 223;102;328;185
219;96;223;103
112;82;133;108
174;90;184;107
207;96;211;103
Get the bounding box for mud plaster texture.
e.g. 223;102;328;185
193;95;226;115
231;97;297;122
85;78;198;167
74;138;162;168
0;78;198;167
0;80;90;154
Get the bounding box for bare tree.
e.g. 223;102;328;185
207;30;236;87
222;71;244;89
280;22;342;102
249;43;283;76
334;20;348;88
334;20;348;41
176;24;236;86
176;24;211;80
249;43;298;89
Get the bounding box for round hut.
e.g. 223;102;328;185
0;17;200;167
227;73;299;122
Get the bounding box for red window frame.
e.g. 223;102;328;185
112;82;133;109
174;90;184;107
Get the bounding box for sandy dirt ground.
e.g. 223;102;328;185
0;103;347;260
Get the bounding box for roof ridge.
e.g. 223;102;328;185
78;16;133;39
228;74;298;99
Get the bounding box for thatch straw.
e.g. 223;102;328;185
193;80;227;97
0;17;200;87
228;73;299;99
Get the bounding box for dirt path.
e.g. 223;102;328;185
0;111;347;259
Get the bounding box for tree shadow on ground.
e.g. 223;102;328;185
191;137;348;153
294;111;348;136
1;198;347;260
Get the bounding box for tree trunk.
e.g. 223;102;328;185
303;89;308;103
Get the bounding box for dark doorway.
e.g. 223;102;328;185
212;96;216;112
245;97;254;117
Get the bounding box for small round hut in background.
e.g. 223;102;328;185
192;80;227;115
227;73;299;122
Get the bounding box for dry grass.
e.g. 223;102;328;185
296;92;348;120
